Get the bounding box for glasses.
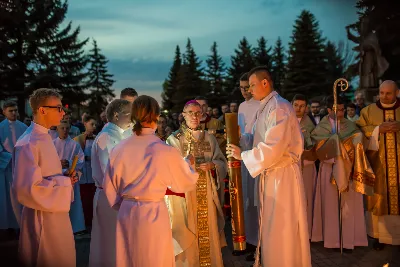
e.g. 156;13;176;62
184;111;202;118
239;86;250;92
41;106;63;113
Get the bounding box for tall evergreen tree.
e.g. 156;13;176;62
205;41;227;107
171;39;204;111
271;37;286;94
346;0;400;85
283;10;327;100
254;37;272;70
161;45;181;111
0;0;89;116
86;39;115;116
228;37;255;101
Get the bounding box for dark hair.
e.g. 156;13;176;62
326;95;345;110
132;95;160;135
106;99;131;122
2;100;17;110
291;94;307;103
29;88;62;114
194;96;207;102
120;88;138;98
83;114;96;123
240;72;248;81
347;103;356;109
310;99;320;105
247;66;274;88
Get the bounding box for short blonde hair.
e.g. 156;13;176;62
29;88;62;114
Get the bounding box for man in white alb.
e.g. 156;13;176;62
237;72;260;260
226;66;311;267
13;88;78;267
0;100;27;230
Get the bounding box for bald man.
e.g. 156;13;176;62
357;80;400;250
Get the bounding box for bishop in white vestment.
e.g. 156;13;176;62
12;89;77;267
166;100;227;267
0;103;28;228
53;121;86;233
89;99;132;267
227;68;311;267
103;95;198;267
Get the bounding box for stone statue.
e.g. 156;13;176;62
359;17;389;89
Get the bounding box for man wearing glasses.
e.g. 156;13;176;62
12;88;78;267
237;72;260;261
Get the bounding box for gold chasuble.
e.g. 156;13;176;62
311;116;375;195
166;123;227;267
357;101;400;216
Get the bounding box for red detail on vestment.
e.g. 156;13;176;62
233;236;246;243
228;161;241;168
165;188;185;198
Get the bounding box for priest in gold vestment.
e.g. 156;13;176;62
165;100;227;267
310;96;374;250
356;80;400;249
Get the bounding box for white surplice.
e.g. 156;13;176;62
238;98;260;246
240;91;311;267
53;137;86;233
0;119;27;228
89;122;126;267
12;122;75;267
103;128;198;267
311;118;368;249
166;130;227;267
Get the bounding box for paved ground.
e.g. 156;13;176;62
1;221;399;267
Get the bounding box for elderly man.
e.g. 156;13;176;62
357;80;400;250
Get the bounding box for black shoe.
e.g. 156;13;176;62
245;253;255;262
373;241;385;251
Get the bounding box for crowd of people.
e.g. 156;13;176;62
0;65;399;267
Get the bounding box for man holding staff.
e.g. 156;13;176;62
13;88;78;267
226;66;311;267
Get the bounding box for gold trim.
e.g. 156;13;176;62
385;110;399;215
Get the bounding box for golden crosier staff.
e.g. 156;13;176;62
225;113;246;252
332;78;349;255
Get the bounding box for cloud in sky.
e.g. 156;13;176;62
66;0;358;104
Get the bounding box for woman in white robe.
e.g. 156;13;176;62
53;121;85;233
89;99;132;267
103;95;198;267
166;100;227;267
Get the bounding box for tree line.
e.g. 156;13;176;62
0;0;115;117
162;1;400;112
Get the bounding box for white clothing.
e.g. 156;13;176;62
103;128;198;267
12;122;75;267
238;98;260;246
238;98;260;134
89;122;126;267
0;119;27;229
347;114;360;122
80;139;94;184
49;129;58;140
241;91;311;267
53;137;86;233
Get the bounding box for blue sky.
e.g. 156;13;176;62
66;0;358;103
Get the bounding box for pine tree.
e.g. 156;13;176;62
347;0;400;84
0;0;89;116
283;10;327;100
228;37;255;101
161;45;181;111
171;39;204;111
86;39;115;116
271;37;286;94
254;37;272;70
205;41;227;107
